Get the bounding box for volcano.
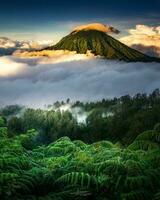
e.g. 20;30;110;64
45;23;159;62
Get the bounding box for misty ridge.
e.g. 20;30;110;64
1;88;160;145
0;103;90;125
0;99;111;126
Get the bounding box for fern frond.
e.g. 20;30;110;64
121;190;152;200
128;140;159;151
57;172;98;189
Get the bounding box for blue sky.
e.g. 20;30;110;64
0;0;159;41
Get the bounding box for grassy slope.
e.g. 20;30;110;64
46;30;159;62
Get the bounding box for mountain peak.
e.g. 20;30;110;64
71;23;120;34
45;25;160;62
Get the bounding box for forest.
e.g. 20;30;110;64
0;89;160;199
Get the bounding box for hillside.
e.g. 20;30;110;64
45;29;159;62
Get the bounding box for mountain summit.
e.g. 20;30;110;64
71;23;120;34
45;23;159;62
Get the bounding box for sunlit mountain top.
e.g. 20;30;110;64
71;23;120;34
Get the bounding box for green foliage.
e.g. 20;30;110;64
154;191;160;200
0;129;160;199
8;116;23;136
128;130;160;151
57;172;98;189
2;90;160;146
0;127;7;138
154;123;160;132
17;129;39;150
0;116;6;127
0;105;23;117
0;90;160;199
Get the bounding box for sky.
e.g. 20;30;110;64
0;0;159;41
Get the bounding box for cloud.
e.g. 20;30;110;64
0;56;27;77
0;51;93;79
131;44;160;58
0;37;52;56
13;49;95;61
0;37;16;48
0;55;160;107
120;25;160;57
72;23;120;34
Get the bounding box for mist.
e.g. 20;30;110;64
56;104;89;124
0;54;160;107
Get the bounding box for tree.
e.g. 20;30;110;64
154;123;160;132
0;116;6;127
18;129;38;150
8;116;23;136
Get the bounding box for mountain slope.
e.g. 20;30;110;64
45;30;159;62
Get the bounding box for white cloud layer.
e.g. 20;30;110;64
0;37;53;56
120;25;160;57
0;55;160;107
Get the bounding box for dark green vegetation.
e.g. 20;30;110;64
0;89;160;199
45;30;159;62
2;89;160;145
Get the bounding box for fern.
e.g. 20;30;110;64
96;158;125;174
154;191;160;200
124;176;149;190
0;133;159;199
136;130;160;143
124;160;144;175
0;172;18;185
121;190;152;200
128;140;159;151
91;140;115;149
0;156;31;171
57;172;98;189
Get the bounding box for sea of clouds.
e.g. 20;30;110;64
0;51;160;107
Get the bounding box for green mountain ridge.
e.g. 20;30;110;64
45;30;160;62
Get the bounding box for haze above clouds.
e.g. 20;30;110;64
0;53;160;107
